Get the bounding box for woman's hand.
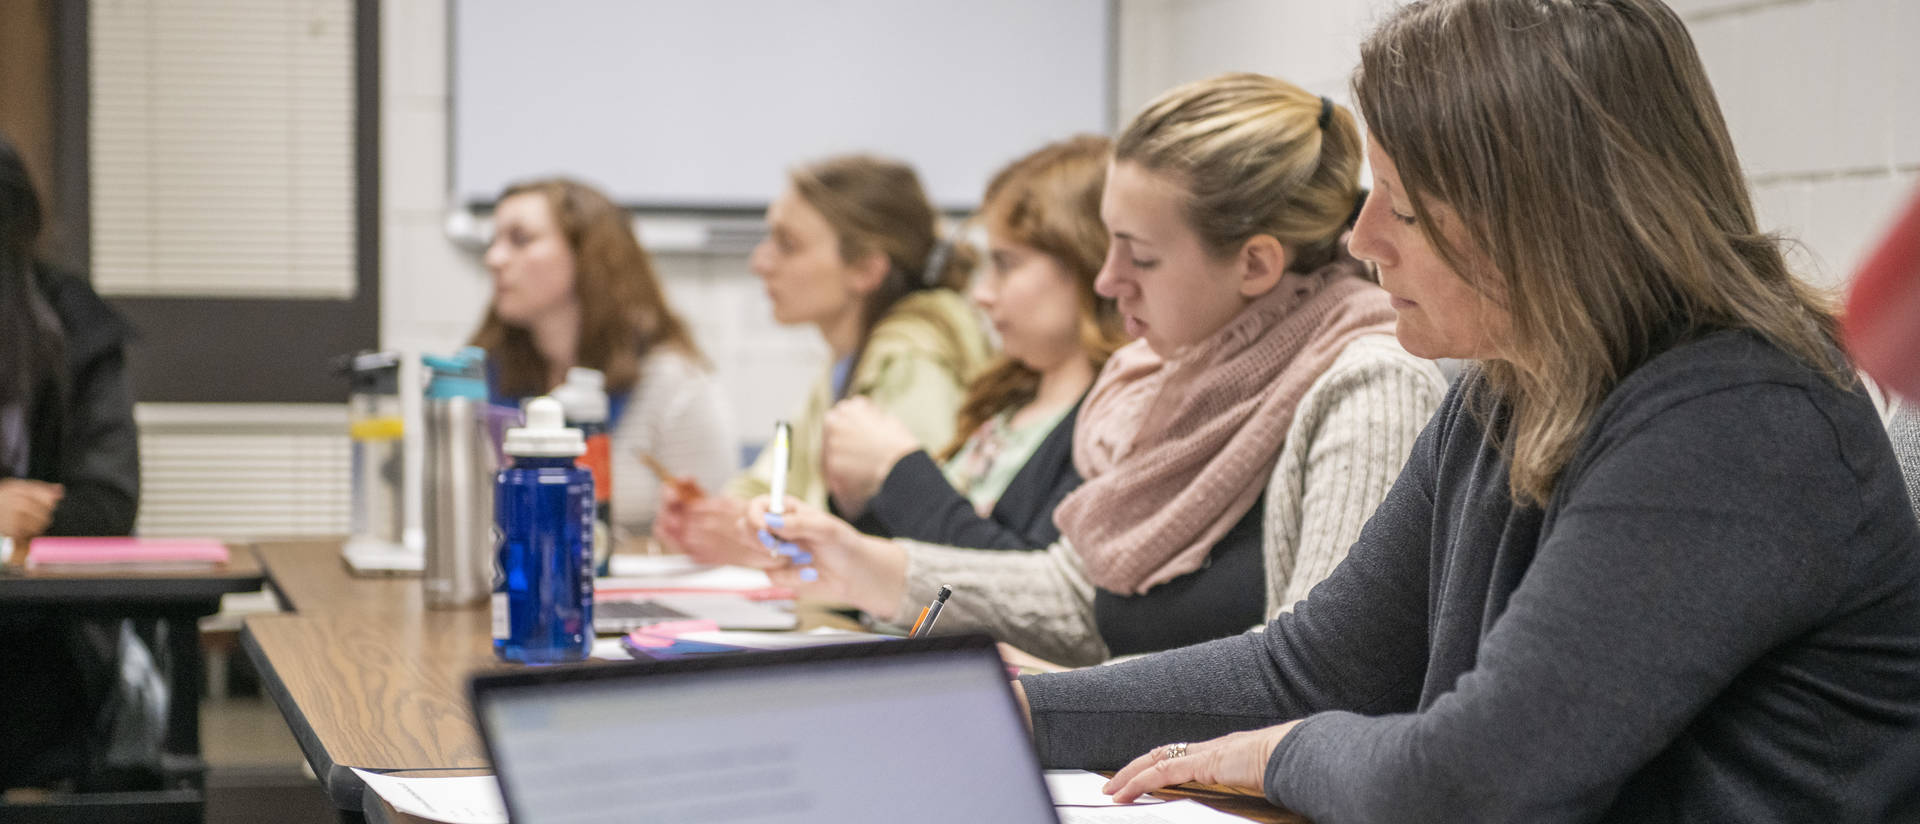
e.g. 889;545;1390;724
0;480;63;542
1101;721;1302;804
746;495;909;620
822;398;922;516
652;491;778;569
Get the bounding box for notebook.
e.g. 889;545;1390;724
469;633;1059;823
25;537;230;570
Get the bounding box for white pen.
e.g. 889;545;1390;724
767;420;792;517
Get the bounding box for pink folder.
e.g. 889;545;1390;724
26;537;230;568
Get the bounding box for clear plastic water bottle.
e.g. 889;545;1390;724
493;396;594;664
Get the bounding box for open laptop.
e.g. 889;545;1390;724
469;634;1059;823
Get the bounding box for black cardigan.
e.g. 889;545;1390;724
16;265;139;536
864;400;1083;550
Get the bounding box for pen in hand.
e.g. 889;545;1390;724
908;585;953;638
756;421;817;581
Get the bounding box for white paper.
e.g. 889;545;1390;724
1056;799;1251;823
352;770;506;824
603;556;774;590
589;637;630;661
1046;769;1166;807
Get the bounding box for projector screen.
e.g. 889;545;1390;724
452;0;1114;212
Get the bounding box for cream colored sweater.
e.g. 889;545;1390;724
894;334;1446;666
608;349;737;542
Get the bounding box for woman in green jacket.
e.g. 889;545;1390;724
657;154;992;558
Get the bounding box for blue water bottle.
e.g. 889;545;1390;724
493;396;594;664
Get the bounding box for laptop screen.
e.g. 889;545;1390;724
473;638;1058;823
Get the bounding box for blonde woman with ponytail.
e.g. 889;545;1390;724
746;75;1446;666
659;155;993;559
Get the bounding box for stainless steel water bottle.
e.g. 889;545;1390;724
422;347;495;608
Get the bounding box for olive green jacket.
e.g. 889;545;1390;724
728;288;993;509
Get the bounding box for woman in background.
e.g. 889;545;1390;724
748;75;1446;666
0;133;139;788
657;155;993;557
1024;2;1920;820
820;135;1126;550
472;178;733;542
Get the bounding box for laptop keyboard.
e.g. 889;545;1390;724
596;600;695;625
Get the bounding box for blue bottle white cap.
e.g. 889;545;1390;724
502;397;586;457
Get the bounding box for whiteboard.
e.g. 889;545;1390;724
452;0;1113;212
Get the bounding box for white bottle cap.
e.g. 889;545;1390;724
550;367;610;424
503;397;586;457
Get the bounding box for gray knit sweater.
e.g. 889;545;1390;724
894;334;1445;665
1021;331;1920;823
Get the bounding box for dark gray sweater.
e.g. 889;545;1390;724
1021;331;1920;823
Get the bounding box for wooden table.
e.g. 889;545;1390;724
243;541;504;814
0;544;266;823
245;541;1304;823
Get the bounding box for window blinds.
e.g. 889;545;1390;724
90;0;355;298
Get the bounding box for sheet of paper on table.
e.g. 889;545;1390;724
351;767;1252;823
352;769;506;824
1056;799;1254;823
1047;769;1165;807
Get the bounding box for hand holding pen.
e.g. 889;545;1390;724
638;452;705;503
645;453;776;568
755;421;817;579
744;494;913;620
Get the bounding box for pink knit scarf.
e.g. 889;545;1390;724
1052;271;1397;595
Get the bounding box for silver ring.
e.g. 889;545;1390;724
1161;742;1189;760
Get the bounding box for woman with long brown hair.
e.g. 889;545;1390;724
815;135;1127;550
472;178;733;541
1016;1;1920;820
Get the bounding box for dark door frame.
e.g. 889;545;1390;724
51;0;380;404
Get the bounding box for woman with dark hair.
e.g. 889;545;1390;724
471;178;734;541
0;132;139;789
0;138;137;543
1014;1;1920;821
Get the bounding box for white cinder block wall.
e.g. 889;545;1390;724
381;0;1917;460
1680;0;1919;289
1124;0;1918;291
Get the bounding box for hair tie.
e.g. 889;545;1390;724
1317;96;1333;130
